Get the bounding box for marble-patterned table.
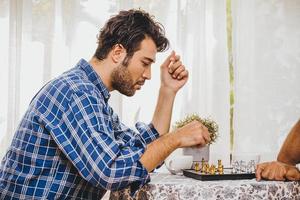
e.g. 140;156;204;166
110;173;300;200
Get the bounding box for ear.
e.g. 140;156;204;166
111;44;126;64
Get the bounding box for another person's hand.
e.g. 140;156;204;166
160;51;188;94
285;165;300;180
173;120;210;148
256;161;300;181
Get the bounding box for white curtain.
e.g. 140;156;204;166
232;0;300;161
0;0;299;166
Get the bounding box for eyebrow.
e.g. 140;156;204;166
142;57;155;63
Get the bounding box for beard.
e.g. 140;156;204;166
111;64;136;97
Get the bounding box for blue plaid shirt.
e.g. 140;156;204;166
0;59;159;199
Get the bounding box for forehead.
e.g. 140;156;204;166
133;37;157;62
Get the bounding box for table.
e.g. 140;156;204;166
110;173;300;200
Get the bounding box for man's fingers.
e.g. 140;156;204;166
256;163;268;181
161;51;176;69
269;169;277;180
261;167;271;179
171;65;185;78
274;174;285;181
256;166;263;181
177;70;188;80
168;60;182;73
274;167;286;181
201;127;211;144
256;161;299;181
170;54;180;62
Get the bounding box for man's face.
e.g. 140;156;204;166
111;37;157;96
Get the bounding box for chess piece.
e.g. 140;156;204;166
205;162;210;174
201;158;205;173
217;160;224;174
219;165;224;174
232;161;239;174
209;164;216;175
249;160;256;173
194;162;200;171
202;162;209;174
239;160;246;173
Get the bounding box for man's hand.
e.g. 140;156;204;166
140;120;210;172
160;51;188;94
256;161;300;181
173;120;211;148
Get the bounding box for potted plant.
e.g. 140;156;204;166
173;114;219;163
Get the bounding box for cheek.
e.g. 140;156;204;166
128;65;144;81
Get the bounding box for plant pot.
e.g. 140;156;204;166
182;145;210;163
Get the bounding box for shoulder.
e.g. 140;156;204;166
32;68;104;112
58;68;99;96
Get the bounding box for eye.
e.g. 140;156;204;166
142;61;150;67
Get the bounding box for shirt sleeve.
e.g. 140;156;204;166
135;122;160;144
37;90;151;192
110;111;160;145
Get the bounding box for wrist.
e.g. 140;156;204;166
165;132;180;149
277;156;296;166
159;86;177;97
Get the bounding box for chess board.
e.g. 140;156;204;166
182;168;256;181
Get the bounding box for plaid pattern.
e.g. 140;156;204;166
0;59;159;199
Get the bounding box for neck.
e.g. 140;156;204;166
89;57;114;91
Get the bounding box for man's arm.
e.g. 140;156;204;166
151;51;188;135
140;120;210;172
277;120;300;165
256;119;300;181
151;88;176;135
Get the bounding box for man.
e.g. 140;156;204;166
256;120;300;181
0;9;210;199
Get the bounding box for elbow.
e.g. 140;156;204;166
97;167;129;191
79;165;125;190
98;163;147;191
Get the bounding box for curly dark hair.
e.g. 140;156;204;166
94;9;169;64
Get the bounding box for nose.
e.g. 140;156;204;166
143;66;151;80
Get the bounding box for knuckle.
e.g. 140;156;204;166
195;120;201;125
191;120;197;125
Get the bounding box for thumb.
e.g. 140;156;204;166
161;50;176;68
285;168;300;181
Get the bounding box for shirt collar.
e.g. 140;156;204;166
76;58;110;102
